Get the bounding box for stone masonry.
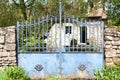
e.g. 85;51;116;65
105;26;120;66
0;26;16;69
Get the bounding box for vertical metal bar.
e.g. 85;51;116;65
101;21;104;66
17;21;19;53
46;15;48;52
25;21;28;52
38;18;41;52
42;17;44;51
93;23;95;52
76;17;78;52
34;20;36;52
59;4;62;51
72;16;74;52
80;20;83;52
88;21;91;52
68;17;70;52
59;1;62;76
85;20;87;52
98;23;100;52
89;21;93;52
64;17;66;52
50;17;53;52
95;23;97;52
22;22;24;52
30;21;32;52
55;17;57;52
102;21;104;53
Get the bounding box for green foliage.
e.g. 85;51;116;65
0;1;23;27
18;25;47;52
94;66;120;80
3;0;120;27
0;71;8;80
0;66;29;80
106;0;120;26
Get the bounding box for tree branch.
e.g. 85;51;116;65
26;0;35;7
12;0;20;7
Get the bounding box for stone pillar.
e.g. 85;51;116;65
0;26;16;70
105;26;120;66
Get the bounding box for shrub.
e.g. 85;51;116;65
94;66;120;80
0;70;8;80
0;66;29;80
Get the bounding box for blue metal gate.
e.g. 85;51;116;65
16;2;104;79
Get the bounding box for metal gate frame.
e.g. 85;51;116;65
16;2;104;79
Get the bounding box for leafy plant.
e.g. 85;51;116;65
94;66;120;80
0;66;29;80
0;70;8;80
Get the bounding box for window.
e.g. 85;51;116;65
80;26;87;43
65;26;71;34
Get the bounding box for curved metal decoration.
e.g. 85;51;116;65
34;64;43;72
78;64;86;71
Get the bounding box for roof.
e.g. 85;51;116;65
86;8;107;19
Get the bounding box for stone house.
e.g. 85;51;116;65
86;1;107;24
86;8;107;24
45;22;102;52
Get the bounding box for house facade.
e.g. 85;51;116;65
45;22;102;52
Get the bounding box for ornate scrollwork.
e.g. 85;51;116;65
78;64;86;71
34;64;43;72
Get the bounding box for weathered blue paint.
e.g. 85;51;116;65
18;53;103;77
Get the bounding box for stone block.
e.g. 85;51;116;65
0;49;3;52
105;45;111;48
105;41;111;45
3;57;8;61
0;44;3;49
105;49;116;57
0;28;6;35
112;46;118;49
0;57;2;60
114;37;120;41
3;61;10;64
105;62;115;66
113;57;120;66
116;54;120;57
105;28;116;34
0;52;8;57
6;26;15;32
0;36;4;43
117;32;120;35
105;36;113;41
8;52;16;57
105;32;113;36
105;58;113;63
6;33;15;43
5;44;16;51
9;62;16;65
116;50;120;54
112;41;120;46
8;57;16;61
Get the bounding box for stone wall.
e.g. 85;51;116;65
105;26;120;66
0;26;16;69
